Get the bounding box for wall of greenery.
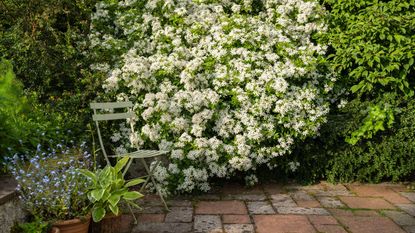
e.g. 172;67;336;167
1;0;414;183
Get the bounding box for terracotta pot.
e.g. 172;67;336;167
50;216;91;233
91;214;126;233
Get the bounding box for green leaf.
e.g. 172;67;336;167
92;206;106;222
123;191;144;201
90;189;106;201
108;194;121;207
109;204;119;216
125;178;145;188
78;169;96;183
114;157;130;173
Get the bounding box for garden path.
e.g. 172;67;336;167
114;181;415;233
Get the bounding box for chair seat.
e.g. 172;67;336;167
108;150;169;159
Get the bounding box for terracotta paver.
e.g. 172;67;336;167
254;215;316;233
4;180;411;233
337;216;406;233
308;215;338;225
196;200;248;214
314;224;348;233
222;215;251;224
339;196;396;209
136;213;165;223
348;185;412;204
296;200;321;208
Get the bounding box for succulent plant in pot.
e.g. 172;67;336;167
79;157;145;223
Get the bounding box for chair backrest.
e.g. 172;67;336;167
90;101;136;164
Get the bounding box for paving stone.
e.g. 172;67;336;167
196;201;247;215
354;210;380;216
276;206;329;215
194;215;223;233
223;194;266;201
337;216;406;233
270;194;297;207
328;208;354;216
308;215;338;225
132;222;192;233
296;200;321;208
223;224;254;233
383;210;415;226
136;213;165;223
400;193;415;203
137;206;165;214
314;190;354;197
247;201;275;214
165;207;193;223
397;204;415;217
222;215;251;224
291;190;315;201
168;200;193;207
314;224;348;233
404;225;415;233
254;214;316;233
318;196;345;208
348;185;411;204
339;196;396;209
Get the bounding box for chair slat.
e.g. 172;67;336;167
108;150;169;158
90;101;133;110
92;112;136;121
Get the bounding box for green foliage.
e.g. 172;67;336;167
321;0;415;144
0;0;103;143
292;96;415;183
10;217;49;233
79;157;144;222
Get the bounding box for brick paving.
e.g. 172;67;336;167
124;182;415;233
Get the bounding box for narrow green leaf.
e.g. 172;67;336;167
125;178;145;188
91;189;106;201
109;204;119;216
108;194;121;207
123;191;144;201
114;157;130;173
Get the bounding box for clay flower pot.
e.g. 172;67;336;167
50;216;91;233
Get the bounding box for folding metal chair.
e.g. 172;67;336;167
90;101;170;221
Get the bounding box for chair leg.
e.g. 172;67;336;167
122;157;134;177
140;159;170;211
140;160;160;192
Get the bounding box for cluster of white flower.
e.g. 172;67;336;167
90;0;334;193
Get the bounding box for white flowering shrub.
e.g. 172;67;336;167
89;0;334;193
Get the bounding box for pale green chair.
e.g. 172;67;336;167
90;101;170;220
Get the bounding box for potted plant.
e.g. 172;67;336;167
7;142;93;233
79;157;144;231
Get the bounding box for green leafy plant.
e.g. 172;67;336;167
79;157;145;222
321;0;415;144
11;217;49;233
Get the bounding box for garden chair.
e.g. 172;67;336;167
90;101;170;219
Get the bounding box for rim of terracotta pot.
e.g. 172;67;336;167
53;215;91;226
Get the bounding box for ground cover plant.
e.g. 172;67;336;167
89;0;335;193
